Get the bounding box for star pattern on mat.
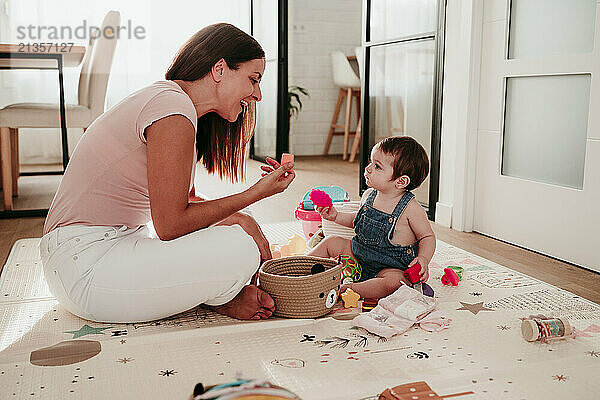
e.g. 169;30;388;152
469;292;482;297
586;350;599;358
159;369;177;377
64;324;113;339
120;339;126;344
116;357;134;364
553;374;568;382
497;325;511;330
457;302;494;315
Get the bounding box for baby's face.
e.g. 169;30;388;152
364;148;396;191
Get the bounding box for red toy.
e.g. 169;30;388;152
441;267;460;286
309;189;333;208
403;263;422;284
281;153;294;167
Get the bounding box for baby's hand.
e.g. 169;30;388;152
316;205;338;222
408;256;430;282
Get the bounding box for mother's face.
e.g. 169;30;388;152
216;58;265;122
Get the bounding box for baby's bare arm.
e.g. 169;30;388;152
333;211;356;228
406;200;436;264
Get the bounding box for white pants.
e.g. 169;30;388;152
39;224;260;323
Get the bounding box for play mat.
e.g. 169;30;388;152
0;221;598;399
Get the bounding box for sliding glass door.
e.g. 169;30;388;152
360;0;445;219
250;0;288;162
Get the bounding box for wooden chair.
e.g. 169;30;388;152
0;11;120;210
324;51;361;161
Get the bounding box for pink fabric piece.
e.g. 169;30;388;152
44;81;198;234
353;285;450;338
352;305;415;339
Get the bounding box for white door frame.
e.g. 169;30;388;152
436;0;484;233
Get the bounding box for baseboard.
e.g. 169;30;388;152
434;201;452;228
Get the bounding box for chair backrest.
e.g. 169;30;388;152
78;10;120;118
77;35;96;108
354;46;364;81
330;50;361;89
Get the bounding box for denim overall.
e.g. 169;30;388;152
351;190;419;281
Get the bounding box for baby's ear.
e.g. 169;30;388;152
396;175;410;189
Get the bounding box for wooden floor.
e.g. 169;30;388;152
1;156;599;303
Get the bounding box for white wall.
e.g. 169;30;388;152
434;0;483;230
288;0;362;156
0;0;250;164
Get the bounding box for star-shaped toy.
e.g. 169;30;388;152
457;302;494;315
341;288;361;308
65;324;113;339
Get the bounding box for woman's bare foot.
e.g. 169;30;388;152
210;285;275;320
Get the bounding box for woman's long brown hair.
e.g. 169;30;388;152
165;23;263;182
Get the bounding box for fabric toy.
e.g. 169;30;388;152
441;267;461;286
353;285;450;339
309;189;333;208
341;288;361;308
403;263;422;284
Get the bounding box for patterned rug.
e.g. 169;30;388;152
0;221;598;399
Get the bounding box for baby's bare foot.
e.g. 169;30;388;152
210;285;275;320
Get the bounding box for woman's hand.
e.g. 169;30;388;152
407;256;430;282
217;212;272;262
251;157;295;199
259;157;283;175
315;205;338;222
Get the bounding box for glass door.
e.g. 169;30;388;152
250;0;288;162
360;0;446;219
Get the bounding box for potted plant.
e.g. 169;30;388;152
288;86;309;125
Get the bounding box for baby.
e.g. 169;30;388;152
307;136;435;299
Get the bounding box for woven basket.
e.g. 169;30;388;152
259;256;342;318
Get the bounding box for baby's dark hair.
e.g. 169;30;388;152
375;136;429;191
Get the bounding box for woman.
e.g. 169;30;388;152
39;23;294;323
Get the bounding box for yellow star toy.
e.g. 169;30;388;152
341;288;360;308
